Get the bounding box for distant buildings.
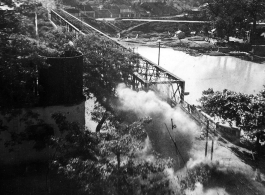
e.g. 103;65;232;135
78;4;96;18
185;6;207;20
96;9;111;18
64;8;80;17
118;5;136;18
61;1;179;19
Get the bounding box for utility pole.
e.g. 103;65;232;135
211;136;214;160
205;120;209;157
35;1;38;38
157;39;161;66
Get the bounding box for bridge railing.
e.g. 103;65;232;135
50;9;84;36
181;100;217;133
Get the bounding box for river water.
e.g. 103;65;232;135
135;46;265;105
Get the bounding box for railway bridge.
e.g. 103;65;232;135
50;9;220;138
50;9;186;105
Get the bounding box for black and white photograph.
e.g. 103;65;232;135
0;0;265;194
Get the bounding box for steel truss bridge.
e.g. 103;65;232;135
50;9;221;137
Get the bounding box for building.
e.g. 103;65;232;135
186;7;206;19
133;6;150;17
77;4;95;18
141;0;163;2
64;8;80;17
109;8;120;18
118;5;135;18
95;9;111;18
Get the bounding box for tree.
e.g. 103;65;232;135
0;0;14;7
200;88;265;154
0;1;80;145
0;0;62;110
206;0;246;40
242;0;265;44
51;113;173;195
0;35;48;109
74;34;139;132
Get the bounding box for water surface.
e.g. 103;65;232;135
136;46;265;104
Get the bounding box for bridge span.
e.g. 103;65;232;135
120;18;209;24
50;9;221;139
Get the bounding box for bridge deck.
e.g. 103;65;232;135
121;19;209;23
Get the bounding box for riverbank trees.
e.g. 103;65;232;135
207;0;265;43
200;88;265;155
207;0;246;40
243;0;265;44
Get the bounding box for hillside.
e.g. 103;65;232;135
62;0;209;14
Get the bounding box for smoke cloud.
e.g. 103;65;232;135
185;182;229;195
116;84;260;194
116;83;200;169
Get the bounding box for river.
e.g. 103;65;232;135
135;46;265;105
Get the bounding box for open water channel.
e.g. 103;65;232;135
135;46;265;105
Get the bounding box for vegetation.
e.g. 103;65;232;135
243;0;265;44
0;5;78;110
51;113;173;195
200;88;265;154
0;2;46;109
2;0;265;194
207;0;265;43
207;0;246;40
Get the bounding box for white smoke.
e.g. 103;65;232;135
135;136;155;162
185;182;230;195
116;83;200;169
115;84;256;195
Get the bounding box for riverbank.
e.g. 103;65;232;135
117;36;263;63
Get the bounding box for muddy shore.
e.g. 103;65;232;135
116;36;255;61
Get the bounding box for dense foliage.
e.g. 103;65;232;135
207;0;247;39
200;88;265;153
74;34;138;113
51;113;173;195
207;0;265;42
243;0;265;43
0;3;46;109
0;5;78;109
